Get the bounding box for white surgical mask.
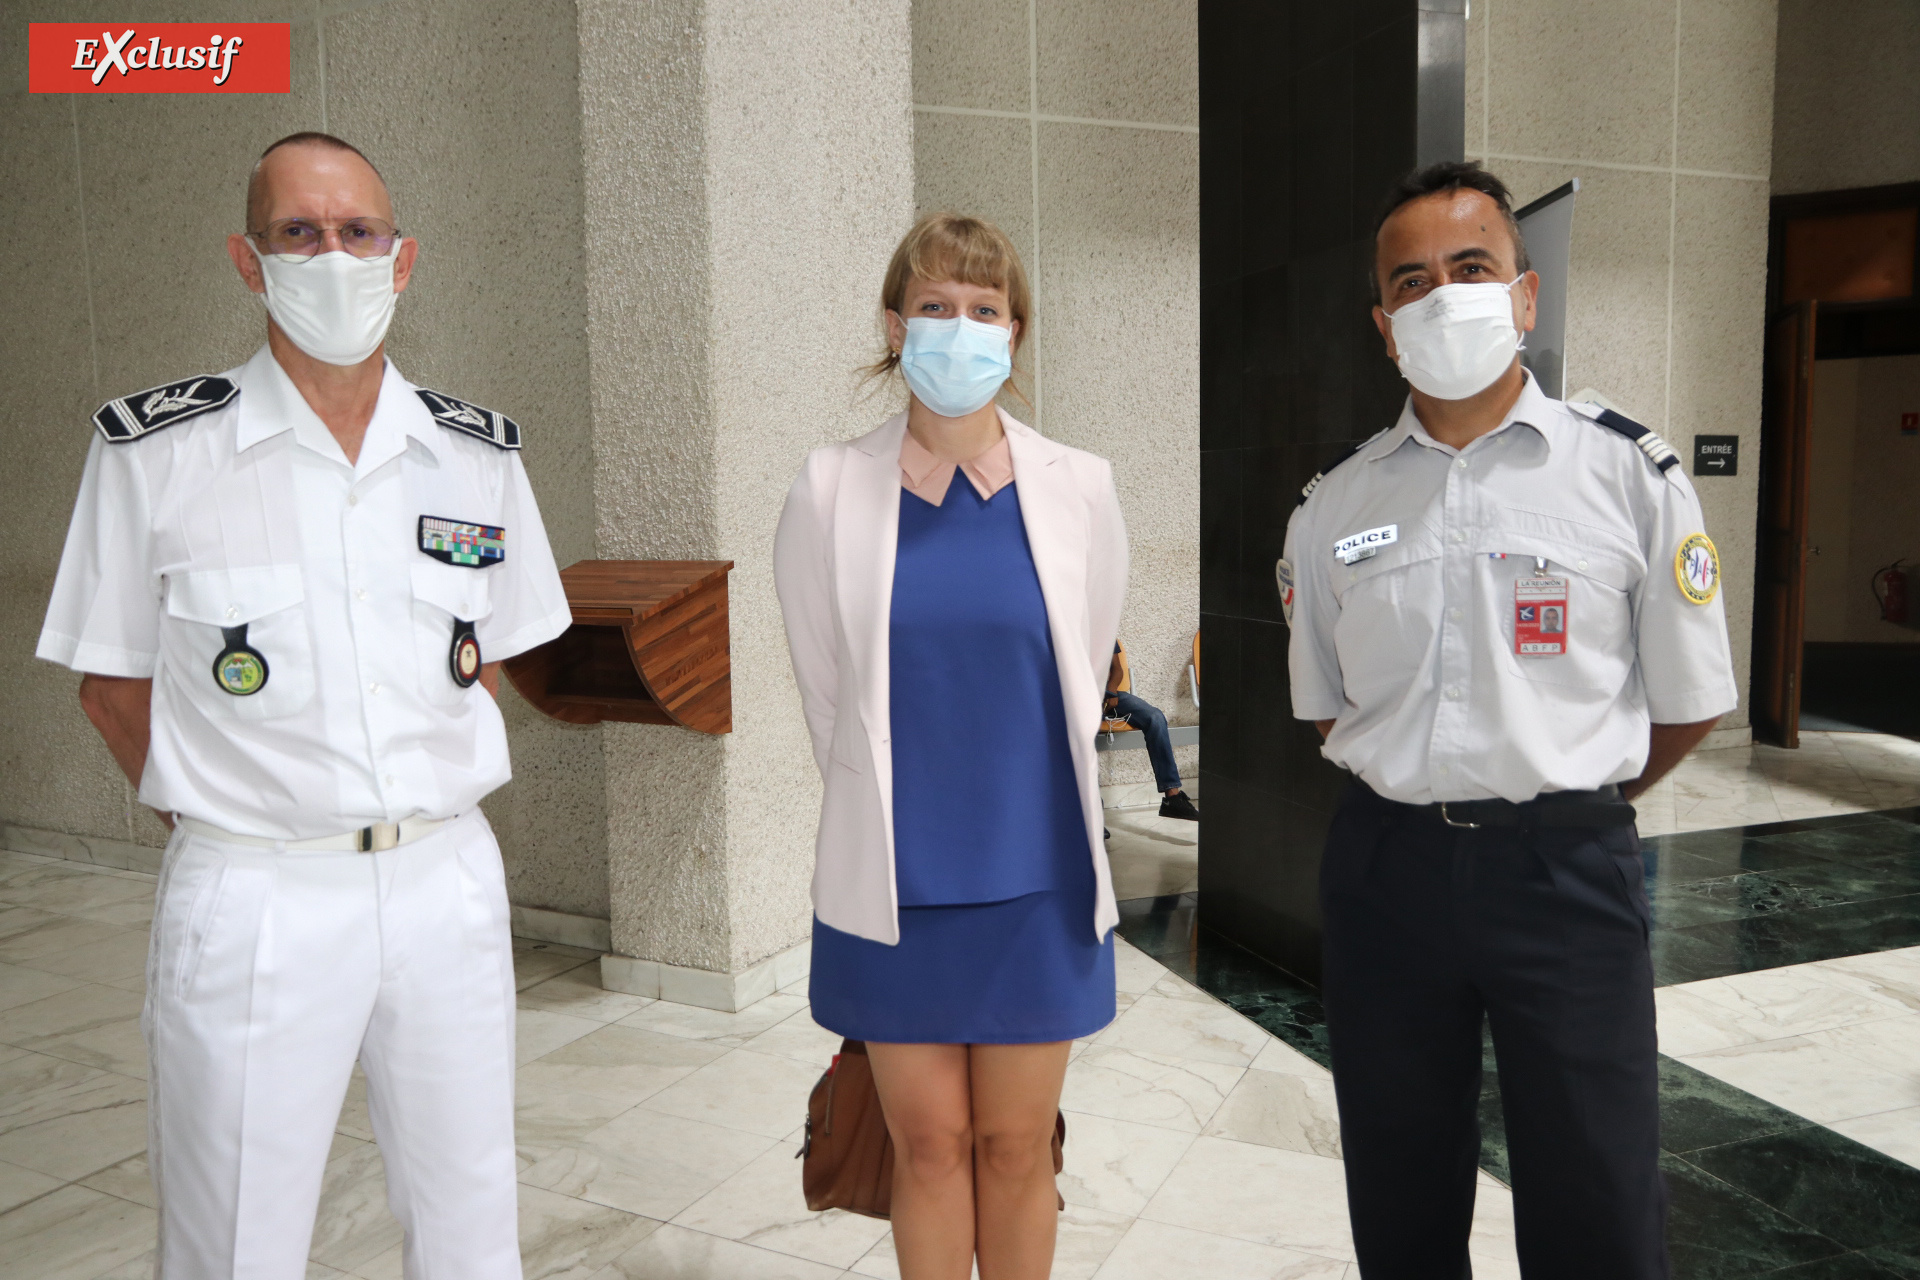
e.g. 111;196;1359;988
251;246;399;366
1381;279;1525;400
898;315;1014;418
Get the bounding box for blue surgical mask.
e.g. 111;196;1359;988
898;315;1013;417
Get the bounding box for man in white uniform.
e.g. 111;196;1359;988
1282;162;1738;1277
37;131;571;1279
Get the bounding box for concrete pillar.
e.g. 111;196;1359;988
577;0;915;1007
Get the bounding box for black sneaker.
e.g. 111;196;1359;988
1159;791;1199;821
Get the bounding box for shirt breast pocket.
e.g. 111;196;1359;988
1483;537;1636;694
1332;541;1443;700
410;563;493;705
163;566;315;720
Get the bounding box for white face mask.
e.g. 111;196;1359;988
1381;279;1525;400
251;246;399;367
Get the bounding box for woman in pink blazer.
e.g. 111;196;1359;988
774;213;1127;1280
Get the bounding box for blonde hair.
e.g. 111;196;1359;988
867;212;1032;402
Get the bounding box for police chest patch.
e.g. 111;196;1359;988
94;375;239;442
1675;533;1720;605
416;389;522;450
1333;524;1397;565
420;516;506;567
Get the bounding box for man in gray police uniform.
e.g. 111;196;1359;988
37;132;570;1278
1281;161;1738;1277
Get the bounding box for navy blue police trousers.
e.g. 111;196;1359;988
1320;780;1668;1279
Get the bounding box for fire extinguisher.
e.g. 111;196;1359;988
1874;561;1909;625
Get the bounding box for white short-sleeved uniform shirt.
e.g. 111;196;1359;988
1283;373;1739;805
37;345;573;839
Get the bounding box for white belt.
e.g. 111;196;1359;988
178;815;452;852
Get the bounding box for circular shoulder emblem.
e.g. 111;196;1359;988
1675;533;1720;605
214;648;267;696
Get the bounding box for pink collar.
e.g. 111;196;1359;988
899;430;1014;506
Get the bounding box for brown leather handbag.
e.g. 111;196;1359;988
800;1039;1067;1219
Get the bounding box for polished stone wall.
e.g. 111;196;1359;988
912;0;1202;793
0;0;610;918
1197;0;1467;981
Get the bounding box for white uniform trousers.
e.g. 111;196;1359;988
145;809;522;1280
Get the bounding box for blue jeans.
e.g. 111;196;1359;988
1110;691;1182;793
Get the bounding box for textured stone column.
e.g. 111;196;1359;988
578;0;914;1005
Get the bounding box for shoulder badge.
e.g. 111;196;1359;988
1568;401;1679;473
415;389;522;450
1297;439;1371;507
93;375;238;443
1675;532;1721;605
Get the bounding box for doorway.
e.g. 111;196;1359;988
1755;183;1920;746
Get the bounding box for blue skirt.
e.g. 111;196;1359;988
809;890;1115;1045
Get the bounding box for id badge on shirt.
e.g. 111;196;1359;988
1514;571;1569;656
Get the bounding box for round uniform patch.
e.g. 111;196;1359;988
214;648;267;696
1675;533;1720;605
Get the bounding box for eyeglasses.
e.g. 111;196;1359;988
247;217;400;260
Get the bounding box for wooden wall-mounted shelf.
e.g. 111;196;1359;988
502;560;733;734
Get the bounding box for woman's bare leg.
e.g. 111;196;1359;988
867;1042;975;1280
969;1041;1073;1280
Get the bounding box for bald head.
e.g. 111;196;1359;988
245;132;391;232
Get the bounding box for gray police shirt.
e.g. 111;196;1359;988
1282;373;1738;805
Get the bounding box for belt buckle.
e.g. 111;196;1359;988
1439;802;1481;830
357;822;402;852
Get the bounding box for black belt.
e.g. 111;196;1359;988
1364;783;1636;830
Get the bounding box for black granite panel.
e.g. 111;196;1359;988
1200;0;1460;980
1352;17;1419;238
1860;1243;1920;1278
1682;1126;1920;1253
1197;612;1245;774
1662;1153;1849;1276
1199;453;1244;617
1764;1254;1918;1279
1651;893;1920;986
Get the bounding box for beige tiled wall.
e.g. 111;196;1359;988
1771;0;1920;195
912;0;1202;789
0;0;611;916
1468;0;1780;732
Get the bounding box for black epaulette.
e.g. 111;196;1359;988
93;375;238;443
1567;401;1679;473
1296;437;1374;506
415;389;522;450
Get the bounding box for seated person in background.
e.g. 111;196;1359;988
1103;641;1199;820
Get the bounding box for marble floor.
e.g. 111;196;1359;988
0;843;1519;1280
1628;731;1920;838
3;729;1916;1279
1116;795;1920;1275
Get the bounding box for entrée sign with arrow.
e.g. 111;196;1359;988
1693;435;1738;477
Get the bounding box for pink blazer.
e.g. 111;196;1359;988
773;410;1129;946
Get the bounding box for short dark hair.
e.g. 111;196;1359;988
1370;160;1530;302
246;132;384;230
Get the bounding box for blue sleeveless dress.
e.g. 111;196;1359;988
808;472;1116;1045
